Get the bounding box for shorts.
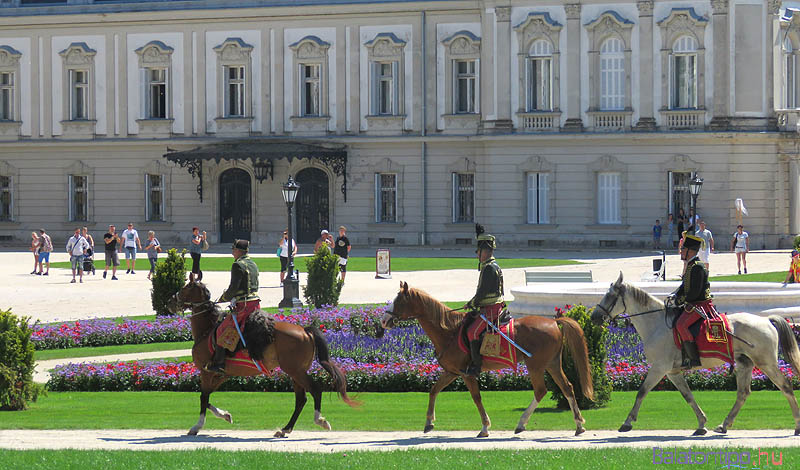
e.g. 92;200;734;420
735;247;747;254
70;255;84;271
699;250;710;264
105;250;120;266
38;252;50;263
124;246;137;259
338;257;348;272
280;256;288;272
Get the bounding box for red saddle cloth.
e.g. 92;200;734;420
672;313;734;363
458;318;517;369
207;334;271;375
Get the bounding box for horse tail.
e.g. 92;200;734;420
769;315;800;376
305;326;359;408
555;317;595;401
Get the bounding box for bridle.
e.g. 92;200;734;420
595;282;665;326
172;283;218;318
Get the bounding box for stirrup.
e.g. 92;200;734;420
204;363;226;375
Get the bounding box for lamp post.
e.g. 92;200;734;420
688;174;704;228
279;176;303;309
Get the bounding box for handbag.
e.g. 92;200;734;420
202;239;209;251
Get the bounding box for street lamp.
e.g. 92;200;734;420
279;176;303;309
688;175;704;227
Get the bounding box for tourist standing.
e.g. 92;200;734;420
29;231;39;275
37;228;52;275
731;225;750;275
665;214;675;249
695;220;714;272
103;225;121;280
278;229;296;286
189;227;206;280
652;219;662;250
676;208;686;250
145;230;161;280
334;225;351;283
784;250;800;285
66;227;89;283
314;229;333;253
120;222;142;274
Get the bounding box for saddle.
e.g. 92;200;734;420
458;309;517;369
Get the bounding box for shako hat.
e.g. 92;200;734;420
232;239;250;251
681;225;703;251
475;223;496;251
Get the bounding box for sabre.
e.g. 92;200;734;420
480;313;532;357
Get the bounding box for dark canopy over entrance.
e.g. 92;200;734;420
163;139;348;203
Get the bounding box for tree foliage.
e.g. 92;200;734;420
151;248;187;316
0;309;44;410
302;246;344;308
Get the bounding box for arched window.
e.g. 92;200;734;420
671;36;698;109
785;36;797;108
599;38;625;110
527;39;553;111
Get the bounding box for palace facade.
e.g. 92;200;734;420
0;0;798;248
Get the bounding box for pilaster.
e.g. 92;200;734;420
481;6;513;133
634;0;656;130
709;0;731;130
563;3;584;131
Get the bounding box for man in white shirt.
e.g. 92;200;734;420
120;222;142;275
695;220;714;272
66;227;90;283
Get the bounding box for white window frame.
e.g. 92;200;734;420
70;69;89;120
69;174;88;222
670;36;698;110
597;172;621;224
527;40;553;112
0;174;11;221
527;172;549;224
599;38;625;111
0;71;14;121
145;173;165;222
145;68;168;119
451;172;475;223
453;59;477;114
223;65;246;118
300;63;321;117
371;61;399;116
374;173;398;223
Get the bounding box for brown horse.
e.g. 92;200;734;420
381;282;594;437
168;279;357;437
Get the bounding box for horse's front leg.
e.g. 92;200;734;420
619;364;670;432
666;372;708;435
462;375;491;438
424;371;458;433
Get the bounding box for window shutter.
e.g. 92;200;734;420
68;175;74;221
392;61;399;115
474;58;480;113
539;173;549;224
164;68;170;119
140;68;147;119
527;173;535;223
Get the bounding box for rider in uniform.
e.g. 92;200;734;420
668;227;713;369
205;239;260;375
462;224;505;377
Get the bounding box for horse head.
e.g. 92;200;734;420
168;278;212;314
592;272;626;325
381;281;414;330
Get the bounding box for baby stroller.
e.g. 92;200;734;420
83;247;96;275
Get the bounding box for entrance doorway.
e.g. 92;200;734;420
219;168;252;243
295;167;329;244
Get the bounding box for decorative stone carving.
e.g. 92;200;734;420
442;31;481;57
0;46;21;67
636;0;654;15
769;0;783;15
585;11;634;48
565;4;582;20
495;6;511;23
213;38;254;63
59;42;96;66
710;0;729;15
658;8;708;46
514;13;563;116
365;33;406;59
289;36;331;60
514;12;563;50
135;40;173;68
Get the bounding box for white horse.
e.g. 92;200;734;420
592;273;800;436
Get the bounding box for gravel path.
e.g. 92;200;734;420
1;429;799;452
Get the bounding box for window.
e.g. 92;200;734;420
146;68;167;119
785;37;797;108
146;174;164;222
375;173;397;222
452;173;475;223
597;172;621;224
225;65;246;117
454;60;477;114
301;64;320;116
600;38;625;110
372;62;398;115
527;172;549;224
70;69;89;120
69;174;88;222
0;72;13;121
527;41;552;111
671;36;697;109
0;175;10;221
668;170;694;220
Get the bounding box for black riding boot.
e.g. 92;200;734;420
465;340;483;377
681;340;701;369
205;346;227;375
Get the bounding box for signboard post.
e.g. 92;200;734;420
375;248;392;279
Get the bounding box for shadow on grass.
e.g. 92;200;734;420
101;434;327;446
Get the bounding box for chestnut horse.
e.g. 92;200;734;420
168;279;357;437
381;282;594;437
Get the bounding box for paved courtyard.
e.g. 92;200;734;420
1;246;793;323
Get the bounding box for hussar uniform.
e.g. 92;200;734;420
206;239;260;374
463;224;505;377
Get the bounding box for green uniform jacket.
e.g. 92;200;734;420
220;254;260;303
467;257;504;309
673;256;711;306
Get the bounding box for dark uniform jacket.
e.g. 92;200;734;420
673;256;711;306
467;257;504;310
220;254;260;303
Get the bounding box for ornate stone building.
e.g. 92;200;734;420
0;0;796;248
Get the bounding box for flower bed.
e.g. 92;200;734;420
32;317;192;350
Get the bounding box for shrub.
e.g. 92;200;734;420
794;235;800;251
151;248;187;316
545;304;612;409
0;309;44;410
302;246;344;308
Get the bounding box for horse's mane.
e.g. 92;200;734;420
409;287;465;332
622;282;664;308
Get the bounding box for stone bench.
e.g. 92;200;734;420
524;270;594;284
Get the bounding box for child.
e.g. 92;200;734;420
145;231;161;280
652;219;662;250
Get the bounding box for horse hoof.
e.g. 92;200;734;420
713;425;727;434
223;413;233;424
187;429;198;436
618;424;632;433
321;421;332;431
514;427;525;435
476;431;489;438
692;428;707;436
795;428;800;436
575;427;586;436
274;430;288;438
423;425;434;433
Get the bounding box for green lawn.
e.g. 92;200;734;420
34;341;195;362
712;271;785;282
3;390;799;432
50;257;580;273
3;448;787;470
